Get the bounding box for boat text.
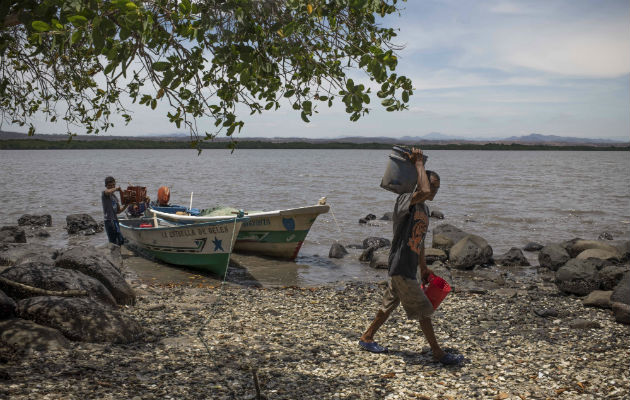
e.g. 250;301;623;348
161;226;227;238
243;218;270;227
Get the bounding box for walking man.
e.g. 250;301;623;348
359;148;463;365
102;176;127;245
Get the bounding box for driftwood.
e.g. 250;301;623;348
0;276;88;297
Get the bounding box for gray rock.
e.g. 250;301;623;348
599;265;630;290
523;242;543;252
432;224;468;254
17;214;52;227
611;302;630;325
0;226;26;244
358;214;376;224
534;308;559;318
1;289;17;319
369;249;389;269
359;246;376;262
610;272;630;306
17;296;143;343
362;237;390;250
582;290;612;309
328;242;348;259
597;232;614;241
555;259;599;296
569;318;602;329
55;245;136;305
0;318;70;352
614;241;630;262
25;228;50;238
0;263;116;306
576;248;621;262
538;244;570;271
564;239;619;258
494;247;530;266
0;243;58;267
425;248;447;264
66;214;102;235
430;210;444;219
379;212;393;221
449;234;493;270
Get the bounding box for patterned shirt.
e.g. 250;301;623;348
388;192;430;280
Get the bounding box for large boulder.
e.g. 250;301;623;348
432;224;468;254
449;235;493;270
362;237;390;249
563;239;619;258
0;226;26;244
538;244;570;271
1;289;17;319
599;265;630;290
17;296;143;343
494;248;530;267
0;243;58;267
0;263;116;306
610;272;630;306
576;248;621;263
55;245;135;305
555;259;599;296
0;318;70;352
17;214;52;227
65;214;102;235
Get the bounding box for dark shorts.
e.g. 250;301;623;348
104;220;124;246
380;275;434;320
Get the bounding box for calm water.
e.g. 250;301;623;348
1;149;629;284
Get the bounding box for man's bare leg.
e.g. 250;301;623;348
360;310;391;342
419;317;445;360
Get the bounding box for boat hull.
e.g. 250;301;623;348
119;218;243;276
150;204;329;260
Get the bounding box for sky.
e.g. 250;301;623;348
8;0;630;140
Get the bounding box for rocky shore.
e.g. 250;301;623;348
1;213;629;399
2;281;629;399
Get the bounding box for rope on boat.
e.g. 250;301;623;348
195;210;266;398
196;211;242;353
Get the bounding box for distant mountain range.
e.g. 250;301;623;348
1;130;628;145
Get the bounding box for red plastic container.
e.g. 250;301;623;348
139;223;153;228
422;274;451;309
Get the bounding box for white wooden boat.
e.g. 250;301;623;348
119;216;247;276
148;199;330;260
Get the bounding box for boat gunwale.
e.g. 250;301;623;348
119;217;248;232
149;204;330;221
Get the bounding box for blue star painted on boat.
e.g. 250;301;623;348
212;236;223;252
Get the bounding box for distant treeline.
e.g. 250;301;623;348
1;139;628;151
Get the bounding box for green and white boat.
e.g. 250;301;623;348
148;199;330;260
119;216;247;276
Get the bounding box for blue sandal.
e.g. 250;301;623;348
359;340;388;354
438;352;464;365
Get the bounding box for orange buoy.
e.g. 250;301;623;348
157;186;170;206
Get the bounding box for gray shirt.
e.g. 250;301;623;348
388;192;430;280
101;191;120;221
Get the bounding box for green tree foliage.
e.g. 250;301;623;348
0;0;413;147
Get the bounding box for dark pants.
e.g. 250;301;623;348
104;220;124;245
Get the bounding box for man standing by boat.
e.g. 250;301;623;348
102;176;128;245
358;148;464;365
